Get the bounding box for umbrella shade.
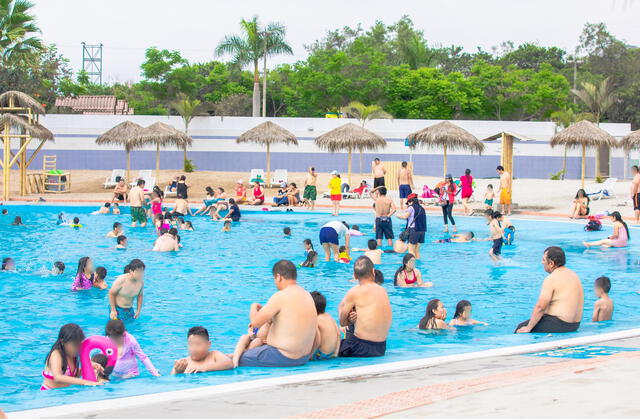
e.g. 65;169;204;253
0;91;45;115
236;121;298;184
620;129;640;151
0;113;53;140
314;122;387;185
550;120;617;188
135;122;193;180
407;121;484;176
95;121;145;182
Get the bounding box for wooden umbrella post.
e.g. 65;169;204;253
126;149;131;184
266;142;271;186
155;142;160;182
3;124;9;201
442;143;448;177
347;147;352;186
581;144;586;189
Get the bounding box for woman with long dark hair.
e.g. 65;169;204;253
584;211;630;248
569;189;590;219
393;253;431;287
439;174;457;233
418;299;450;330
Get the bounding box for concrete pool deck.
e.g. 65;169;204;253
11;331;640;419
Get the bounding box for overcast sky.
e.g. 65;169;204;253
32;0;638;83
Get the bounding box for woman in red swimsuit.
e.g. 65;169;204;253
249;181;265;205
393;254;432;288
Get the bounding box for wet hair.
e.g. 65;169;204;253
113;222;122;231
468;231;475;239
178;217;185;224
374;269;384;284
311;291;326;314
401;161;408;168
113;203;119;207
351;225;360;231
378;187;387;195
128;258;145;272
95;266;107;280
303;239;313;249
544;246;566;268
419;299;441;330
1;257;14;270
105;319;125;337
610;211;630;239
301;250;318;267
1;209;7;214
205;186;214;196
339;245;347;253
116;235;127;245
484;209;493;217
283;227;291;235
103;202;111;208
353;256;374;280
168;227;178;237
575;189;589;202
453;300;472;319
91;353;110;380
54;261;65;273
76;257;93;281
367;239;377;250
272;259;297;280
72;217;80;224
188;326;209;340
45;324;85;375
496;165;504;171
595;276;611;293
465;168;471;175
12;216;23;225
223;220;231;227
185;221;194;230
487;184;493;189
137;179;145;187
394;253;415;286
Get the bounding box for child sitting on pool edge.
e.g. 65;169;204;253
310;291;340;360
172;326;233;374
592;276;614;322
449;300;488;326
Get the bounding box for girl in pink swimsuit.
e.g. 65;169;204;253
584;211;630;248
106;319;160;378
41;324;100;390
150;191;163;216
71;257;95;291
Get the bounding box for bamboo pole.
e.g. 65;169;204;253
155;142;160;182
581;144;586;189
3;123;9;201
126;150;131;184
347;147;352;186
266;142;271;186
19;138;25;195
443;143;448;177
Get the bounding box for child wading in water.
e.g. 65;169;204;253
106;319;160;378
108;259;146;321
484;184;495;209
41;324;103;390
489;211;504;262
418;299;451;330
172;326;233;374
71;257;97;291
449;300;488;326
592;276;614;322
300;250;318;268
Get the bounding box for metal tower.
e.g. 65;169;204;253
81;42;103;84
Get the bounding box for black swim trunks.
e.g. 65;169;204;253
339;333;386;357
375;217;394;240
491;238;503;255
634;193;640;211
373;177;385;188
407;227;425;245
514;314;580;333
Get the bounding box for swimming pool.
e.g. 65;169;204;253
1;204;639;412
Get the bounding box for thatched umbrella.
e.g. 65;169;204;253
236;121;298;185
315;122;387;185
0;91;45;116
95;121;144;183
550;120;617;188
620;129;640;151
135;122;192;181
0;113;53;139
407;121;484;177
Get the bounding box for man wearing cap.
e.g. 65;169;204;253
396;193;427;259
234;180;247;204
328;171;342;216
303;167;318;210
371;158;386;188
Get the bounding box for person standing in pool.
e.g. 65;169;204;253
303;167;318;210
371;186;396;247
338;256;392;357
238;260;317;367
397;161;414;209
631;165;640;225
319;220;351;261
109;259;146;321
395;194;426;259
129;179;148;228
515;246;584;333
371;158;386;188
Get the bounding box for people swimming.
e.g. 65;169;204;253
583;211;630;248
433;232;476;243
153;228;180;252
107;222;124;238
93;202;111;215
12;216;23;226
71;257;96;291
94;266;108;290
106;319;160;378
449;300;487;326
116;235;127;249
310;291;340;360
90;353;111;384
222;220;232;232
419;299;451;330
592;276;613;322
70;217;82;228
112;203;121;215
171;326;233;374
1;257;15;271
283;227;292;237
303;238;314;256
300;250;318;268
108;259;146;321
393;253;432;287
338;245;351;263
351;239;383;265
52;261;65;275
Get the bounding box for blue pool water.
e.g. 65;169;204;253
1;205;639;412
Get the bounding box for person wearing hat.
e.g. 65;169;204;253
328;171;342;216
303;167;318;210
234;180;247;204
439;174;457;233
396;193;427;259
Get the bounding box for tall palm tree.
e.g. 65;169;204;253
340;101;393;174
571;77;617;177
215;17;292;118
170;95;207;170
261;27;292;117
550;109;595;179
0;0;44;66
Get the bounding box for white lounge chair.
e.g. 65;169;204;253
130;170;153;186
141;177;156;191
163;185;177;198
103;169;125;189
249;169;265;185
269;169;288;188
586;178;617;201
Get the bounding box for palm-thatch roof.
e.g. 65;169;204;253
407;121;484;153
95;121;145;150
135;122;192;147
620;129;640;151
0;91;45;115
550;120;617;149
0;113;53;140
314;122;386;152
236;121;298;146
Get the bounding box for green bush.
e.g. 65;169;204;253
183;159;196;173
550;169;565;180
595;175;604;183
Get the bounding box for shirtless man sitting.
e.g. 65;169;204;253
112;178;128;203
338;256;392;357
371;186;396;247
153;228;180;252
515;246;584;333
108;259;146;321
238;260;318;367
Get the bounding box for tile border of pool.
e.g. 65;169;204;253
10;327;640;418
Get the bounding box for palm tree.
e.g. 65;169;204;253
0;0;44;66
550;109;595;179
260;27;293;117
170;95;207;170
340;101;393;174
215;16;292;117
571;77;617;177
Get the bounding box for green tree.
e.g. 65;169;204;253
571;77;616;123
170;95;208;169
215;16;292;117
498;43;566;70
550;108;595;178
0;0;44;66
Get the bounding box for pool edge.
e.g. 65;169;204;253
10;327;640;418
